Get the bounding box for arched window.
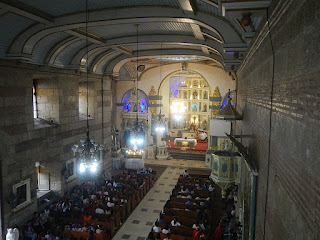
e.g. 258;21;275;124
122;89;148;113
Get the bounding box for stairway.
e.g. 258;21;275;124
169;150;206;161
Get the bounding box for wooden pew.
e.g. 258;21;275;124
63;230;105;240
161;214;196;228
64;218;114;237
153;232;193;240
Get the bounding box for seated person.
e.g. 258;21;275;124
95;206;105;214
162;224;171;234
192;227;204;239
152;222;161;233
170;217;181;227
23;223;37;240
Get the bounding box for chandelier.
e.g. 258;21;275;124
155;44;167;134
71;0;104;174
128;24;146;148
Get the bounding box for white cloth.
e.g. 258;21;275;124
174;138;197;147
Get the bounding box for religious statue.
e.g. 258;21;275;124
203;91;208;99
160;139;167;147
193;90;198;99
6;228;19;240
149;135;154;146
203;104;207;112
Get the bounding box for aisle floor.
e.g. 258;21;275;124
113;166;184;240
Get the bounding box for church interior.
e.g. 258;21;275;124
0;0;319;240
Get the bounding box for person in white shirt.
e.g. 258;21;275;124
162;224;171;234
170;217;181;227
152;222;161;233
107;201;115;208
95;207;104;214
183;170;189;178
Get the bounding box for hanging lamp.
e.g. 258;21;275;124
71;0;104;174
215;90;242;121
155;43;167;134
128;24;146;148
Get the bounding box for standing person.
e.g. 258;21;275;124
213;222;222;240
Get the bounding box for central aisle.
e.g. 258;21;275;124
113;166;184;240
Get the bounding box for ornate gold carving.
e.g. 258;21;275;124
211;86;221;117
149;86;157;115
213;87;220;97
149;86;157;96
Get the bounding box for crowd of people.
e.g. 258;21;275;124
16;170;156;240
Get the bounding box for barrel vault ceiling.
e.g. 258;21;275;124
0;0;271;78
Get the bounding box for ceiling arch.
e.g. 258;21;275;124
102;49;224;76
0;1;271;74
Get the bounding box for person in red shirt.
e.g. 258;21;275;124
193;227;203;239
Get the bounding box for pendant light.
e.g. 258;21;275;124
128;24;146;148
72;0;104;174
155;43;167;134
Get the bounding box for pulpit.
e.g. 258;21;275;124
210;151;241;198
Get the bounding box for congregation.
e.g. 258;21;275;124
146;171;241;240
17;170;156;240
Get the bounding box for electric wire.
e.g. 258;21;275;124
263;8;276;240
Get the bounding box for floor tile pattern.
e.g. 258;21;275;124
112;167;184;240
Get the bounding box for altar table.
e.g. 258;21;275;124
125;158;144;169
174;138;197;148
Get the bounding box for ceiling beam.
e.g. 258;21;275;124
201;47;210;55
222;1;270;10
190;24;205;41
176;0;195;16
103;49;224;75
113;46;133;55
65;29;106;44
0;0;53;24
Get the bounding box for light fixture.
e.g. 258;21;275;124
71;0;104;174
170;101;186;123
215;90;242;121
155;43;167;134
128;24;147;148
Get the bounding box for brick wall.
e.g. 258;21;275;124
235;0;320;239
0;60;113;228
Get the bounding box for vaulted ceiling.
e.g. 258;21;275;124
0;0;271;77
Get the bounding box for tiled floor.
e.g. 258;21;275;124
113;166;185;240
144;158;210;170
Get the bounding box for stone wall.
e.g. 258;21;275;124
0;60;113;228
235;0;320;239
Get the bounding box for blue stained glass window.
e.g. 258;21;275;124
122;89;148;113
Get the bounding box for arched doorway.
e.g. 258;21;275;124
121;88;148;148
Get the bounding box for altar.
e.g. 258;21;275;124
174;138;197;148
125;158;144;170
